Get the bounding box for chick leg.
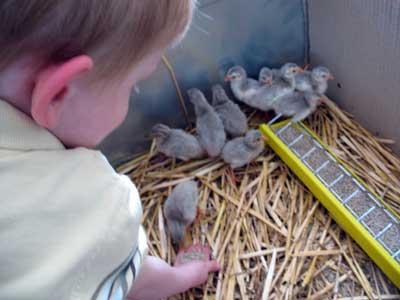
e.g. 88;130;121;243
182;227;192;250
195;207;206;222
175;227;192;252
227;166;239;183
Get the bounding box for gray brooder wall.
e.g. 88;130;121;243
308;0;400;154
99;0;308;165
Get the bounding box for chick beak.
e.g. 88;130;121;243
303;64;310;71
261;135;268;142
297;67;305;73
261;79;271;85
224;76;231;82
328;74;335;80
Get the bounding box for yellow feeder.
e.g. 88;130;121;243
260;121;400;288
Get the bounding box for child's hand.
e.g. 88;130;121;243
128;246;219;300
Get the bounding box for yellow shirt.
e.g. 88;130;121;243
0;99;147;300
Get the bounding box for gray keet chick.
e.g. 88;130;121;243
259;67;287;86
252;63;303;111
225;66;262;104
311;66;334;95
258;67;274;85
271;91;320;123
164;181;199;246
295;66;334;95
152;124;205;161
188;88;226;157
222;129;265;169
211;84;248;137
279;63;303;87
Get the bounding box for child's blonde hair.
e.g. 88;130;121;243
0;0;194;79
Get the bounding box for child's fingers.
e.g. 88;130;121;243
129;256;219;300
172;244;220;293
206;260;221;272
174;260;220;290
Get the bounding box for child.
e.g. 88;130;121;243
0;1;219;300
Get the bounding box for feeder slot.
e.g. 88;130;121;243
359;206;376;221
328;174;344;188
315;159;330;173
342;190;360;205
301;147;317;160
288;134;304;147
276;120;291;135
375;223;393;239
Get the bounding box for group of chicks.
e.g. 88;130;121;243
156;62;333;252
226;63;333;122
156;84;265;250
153;62;333;172
152;84;265;170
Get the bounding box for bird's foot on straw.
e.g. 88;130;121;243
227;167;239;183
196;207;206;222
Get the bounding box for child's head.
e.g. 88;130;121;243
0;1;194;147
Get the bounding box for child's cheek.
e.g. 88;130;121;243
113;94;130;128
137;63;159;82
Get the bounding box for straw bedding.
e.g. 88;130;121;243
118;98;400;299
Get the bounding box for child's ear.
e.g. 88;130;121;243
31;55;93;129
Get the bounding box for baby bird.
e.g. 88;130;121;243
271;91;320;123
152;124;205;161
312;66;334;95
253;63;303;111
259;67;282;86
279;63;304;88
225;66;262;104
188;88;226;157
222;130;265;169
211;84;248;137
164;181;199;246
295;66;334;95
258;67;274;85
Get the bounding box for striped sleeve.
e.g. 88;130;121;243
92;226;148;300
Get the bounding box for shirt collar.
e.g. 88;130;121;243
0;99;64;151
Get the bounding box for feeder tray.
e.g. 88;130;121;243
260;120;400;287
